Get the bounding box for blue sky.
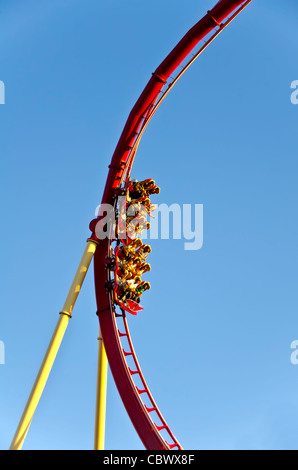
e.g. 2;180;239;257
1;0;298;450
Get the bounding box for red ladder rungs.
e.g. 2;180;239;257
123;349;133;357
155;424;168;431
145;405;156;413
118;330;127;337
136;387;147;395
165;441;181;450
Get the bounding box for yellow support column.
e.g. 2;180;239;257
9;239;98;450
94;331;108;450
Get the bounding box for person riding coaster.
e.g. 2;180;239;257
135;244;151;260
117;280;151;305
129;179;160;200
117;239;143;261
127;198;157;218
126;218;150;238
117;260;150;281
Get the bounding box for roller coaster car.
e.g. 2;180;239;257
120;213;150;244
114;246;142;315
113;240;152;315
117;178;159;245
112;178;157;314
115;281;143;315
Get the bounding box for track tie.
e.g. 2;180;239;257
136;387;147;395
118;330;127;337
155;424;167;431
165;441;180;450
123;349;133;357
145;405;156;413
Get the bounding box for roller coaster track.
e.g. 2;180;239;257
90;0;252;450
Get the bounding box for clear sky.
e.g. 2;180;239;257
1;0;298;450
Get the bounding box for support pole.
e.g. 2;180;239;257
94;330;108;450
9;239;98;450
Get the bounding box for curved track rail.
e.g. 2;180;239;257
90;0;252;450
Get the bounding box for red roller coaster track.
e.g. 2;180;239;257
89;0;252;450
